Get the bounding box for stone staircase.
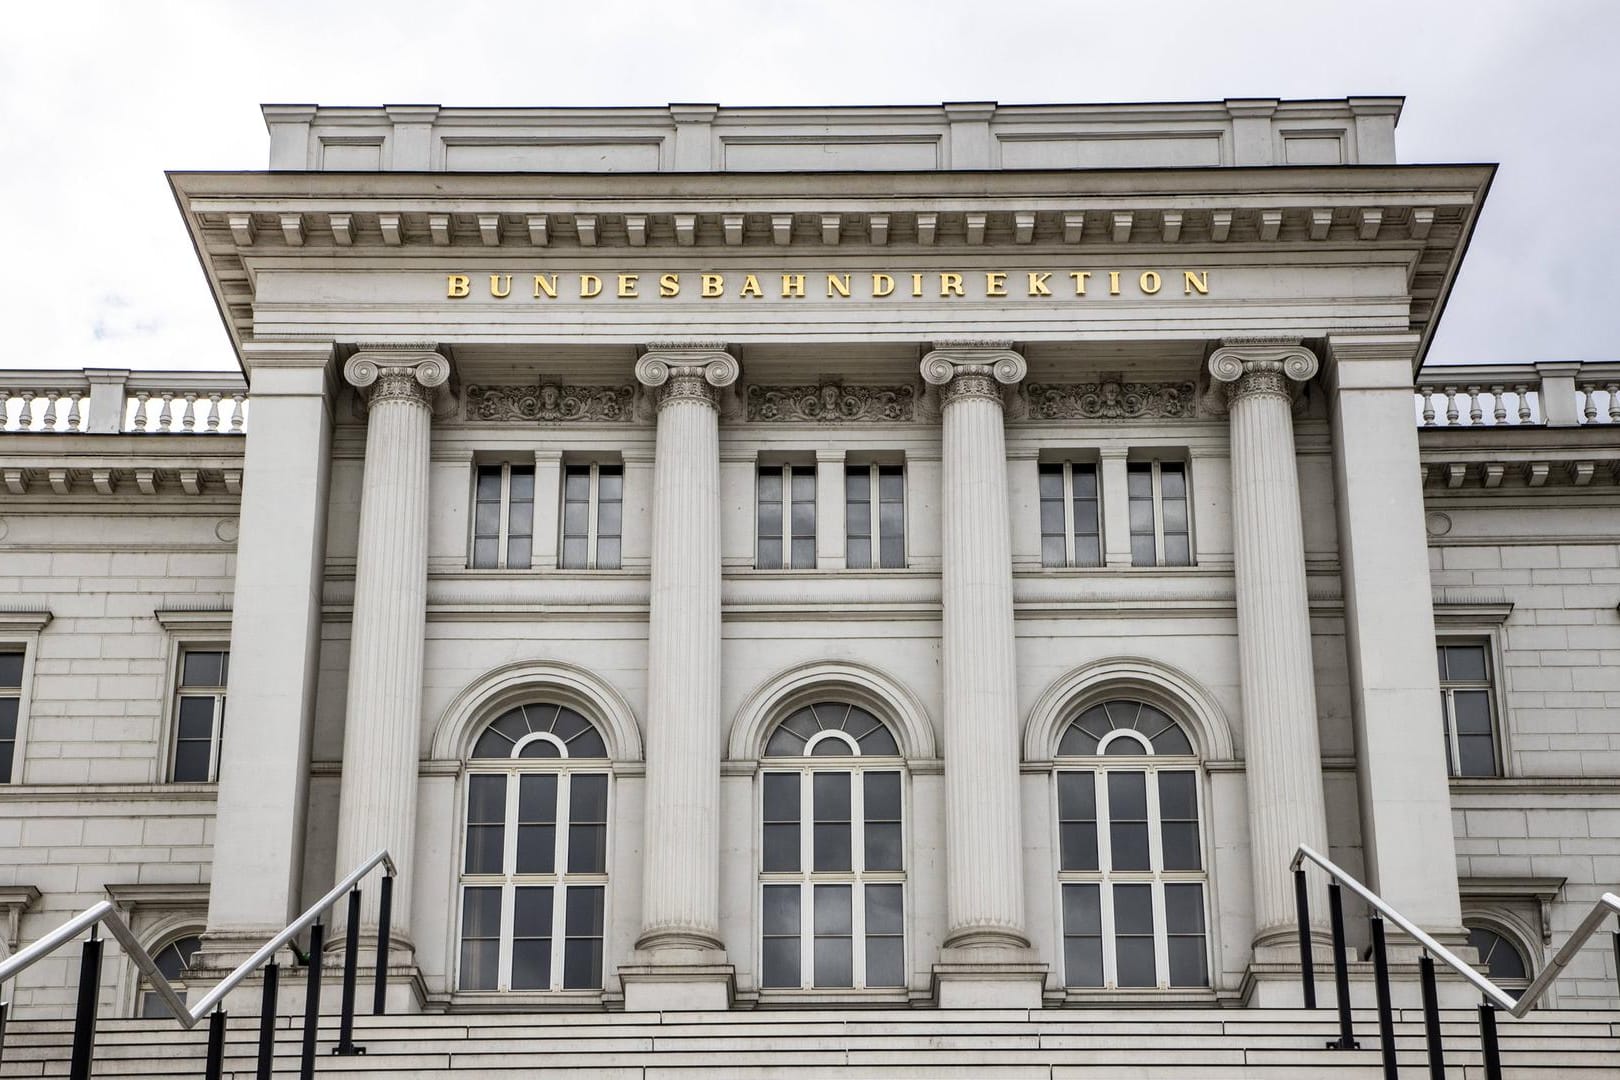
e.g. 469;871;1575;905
1;1008;1616;1078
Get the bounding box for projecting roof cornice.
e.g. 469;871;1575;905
170;163;1493;372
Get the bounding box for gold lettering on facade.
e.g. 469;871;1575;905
827;273;851;298
911;273;924;297
781;273;806;298
740;274;765;298
1108;271;1121;296
701;273;725;298
1184;270;1210;295
617;273;639;298
489;274;513;298
940;273;965;297
873;273;895;298
580;274;603;298
1069;271;1091;296
985;272;1008;297
447;274;471;298
659;273;680;297
533;274;558;299
1027;272;1052;297
1139;271;1161;295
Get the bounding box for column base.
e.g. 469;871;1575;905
932;946;1048;1008
619;958;735;1011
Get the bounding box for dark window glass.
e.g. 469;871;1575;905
0;652;22;688
1062;883;1103;988
1107;772;1151;871
762;772;801;873
472;465;504;569
1127;462;1156;566
0;698;16;784
1165;883;1208;986
790;467;817;569
465;774;507;874
845;467;872;569
1057;771;1098;871
1159;462;1190;566
470;705;607;760
140;936;201;1018
877;465;906;569
180;651;227;687
596;465;623;570
1113;883;1157;986
510;886;553;990
563;886;605;989
1158;771;1202;871
813;773;852;872
812;884;853;987
761;884;801;988
1468;925;1527;985
756;468;784;569
515;773;556;874
1072;463;1101;567
864;884;905;987
506;465;534;569
567;774;609;873
459;886;502;990
863;771;903;871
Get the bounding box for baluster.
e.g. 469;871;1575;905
204;1008;227;1080
1444;386;1460;426
0;389;10;432
67;390;83;431
1294;867;1317;1008
1490;385;1507;425
334;887;364;1056
206;392;222;432
68;927;102;1080
1607;384;1620;424
230;393;246;432
1517;385;1534;424
19;391;36;432
1420;388;1436;426
1368;916;1398;1079
44;390;62;431
1478;1002;1503;1080
257;961;279;1080
1325;881;1358;1049
373;873;393;1015
1466;385;1483;425
182;391;199;432
132;391;151;432
158;391;176;432
1419;954;1445;1079
1583;386;1599;423
301;921;325;1080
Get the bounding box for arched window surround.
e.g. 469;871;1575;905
1461;909;1539;998
1024;657;1234;763
730;661;935;763
132;921;204;1019
431;660;642;764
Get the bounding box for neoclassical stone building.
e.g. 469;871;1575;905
0;99;1617;1047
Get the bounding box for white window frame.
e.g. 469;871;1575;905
1038;459;1102;569
558;461;623;571
844;462;907;570
0;632;37;786
469;461;536;571
1126;458;1193;567
756;742;908;993
1437;637;1503;779
456;746;612;994
1052;731;1211;992
755;462;817;571
169;645;229;784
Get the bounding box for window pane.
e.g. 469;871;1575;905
813;773;851;872
594;537;622;571
465;775;507;874
1058;772;1098;871
877;466;904;502
505;536;533;571
1062;883;1103;988
863;772;903;871
511;886;553;990
761;885;801;988
1452;690;1492;734
790;537;816;569
1158;772;1201;871
1042;536;1068;568
1040;496;1066;536
177;696;216;740
762;773;801;873
1113;883;1157;986
1444;645;1489;682
1163;533;1191;567
472;538;499;569
475;500;503;537
459;886;502;990
172;741;212;783
813;884;853;987
0;653;20;688
1166;883;1208;987
878;521;905;569
564;466;591;500
596;465;623;497
563;886;605;989
790;468;816;502
515;774;556;874
866;936;904;989
560;538;589;570
596;498;622;538
865;884;905;988
476;465;503;500
1130;533;1157;567
1458;733;1498;777
181;651;227;687
847;538;872;570
568;775;609;873
1127;463;1153;497
756;538;782;571
1107;772;1150;870
1158;462;1186;497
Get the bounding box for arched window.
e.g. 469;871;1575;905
458;703;609;993
139;933;201;1018
1467;923;1530;997
759;702;905;991
1054;699;1208;990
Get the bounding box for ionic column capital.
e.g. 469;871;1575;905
1208;338;1319;403
636;342;740;411
344;345;456;415
920;342;1027;408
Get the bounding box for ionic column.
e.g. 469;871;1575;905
622;344;738;1010
333;347;453;948
920;344;1044;1006
1207;339;1331;951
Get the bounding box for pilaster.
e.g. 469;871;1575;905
815;449;847;570
920;341;1045;1007
622;341;738;1010
1099;448;1133;567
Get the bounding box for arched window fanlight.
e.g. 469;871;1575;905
139;933;201;1018
1059;700;1194;757
1467;924;1529;992
765;702;899;758
471;703;608;760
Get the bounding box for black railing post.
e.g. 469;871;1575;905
1419;953;1445;1079
1326;881;1358;1049
1612;925;1619;1001
334;887;365;1056
1368;916;1398;1078
204;1008;227;1080
1478;1001;1503;1080
257;961;279;1080
373;873;393;1016
1294;867;1317;1009
300;921;325;1080
68;928;102;1080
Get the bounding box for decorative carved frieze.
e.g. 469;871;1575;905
464;383;636;422
745;382;915;423
1022;379;1197;420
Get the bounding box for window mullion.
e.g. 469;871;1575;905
800;770;813;989
868;465;881;561
1062;464;1076;568
852;768;866;988
499;774;520;990
1145;774;1168;988
586;466;601;570
1152;880;1169;988
498;465;512;570
554;771;573;991
1151;463;1166;566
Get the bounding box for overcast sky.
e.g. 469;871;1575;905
1;0;1614;372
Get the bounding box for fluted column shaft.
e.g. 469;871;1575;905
921;347;1030;952
635;348;739;952
1209;341;1331;945
334;350;451;938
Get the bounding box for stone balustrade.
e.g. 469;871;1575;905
0;368;248;434
1416;361;1620;428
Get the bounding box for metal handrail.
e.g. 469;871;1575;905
0;849;395;1029
1293;842;1619;1019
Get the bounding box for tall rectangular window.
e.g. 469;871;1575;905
846;464;906;569
172;649;227;783
0;650;21;783
471;463;535;570
1127;460;1192;567
1039;462;1102;568
560;463;623;570
757;465;816;570
1438;642;1499;777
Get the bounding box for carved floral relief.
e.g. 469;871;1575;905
745;382;915;423
464;383;636;422
1022;379;1197;420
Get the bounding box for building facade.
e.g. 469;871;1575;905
0;98;1616;1022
